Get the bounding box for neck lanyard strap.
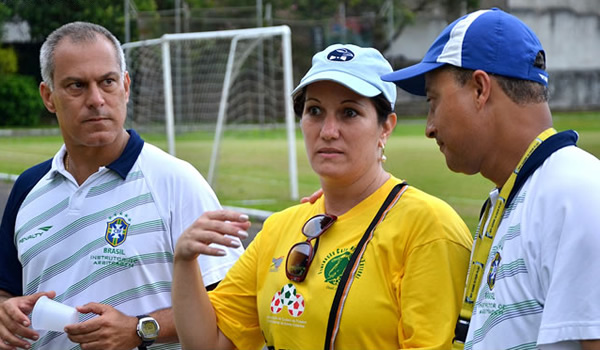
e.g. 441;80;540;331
452;129;579;348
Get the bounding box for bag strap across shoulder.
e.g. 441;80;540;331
324;181;408;350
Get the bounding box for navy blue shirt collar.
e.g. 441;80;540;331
106;129;145;179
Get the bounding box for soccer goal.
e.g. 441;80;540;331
122;26;298;200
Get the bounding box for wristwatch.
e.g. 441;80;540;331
136;315;160;350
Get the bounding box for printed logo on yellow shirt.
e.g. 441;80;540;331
318;246;364;287
270;256;284;272
270;283;305;317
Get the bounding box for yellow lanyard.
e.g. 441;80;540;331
452;128;557;349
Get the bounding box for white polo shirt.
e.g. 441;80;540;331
0;130;243;349
465;145;600;350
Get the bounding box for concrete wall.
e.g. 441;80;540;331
510;0;600;14
386;0;600;114
514;8;600;70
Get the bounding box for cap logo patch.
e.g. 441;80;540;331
327;48;355;62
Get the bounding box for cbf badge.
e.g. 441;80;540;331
105;217;130;247
487;252;501;290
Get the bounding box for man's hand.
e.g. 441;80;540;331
0;291;55;350
175;209;250;262
301;188;323;204
65;303;139;350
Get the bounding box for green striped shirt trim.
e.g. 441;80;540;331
24;220;166;295
15;197;69;243
86;171;144;198
21;193;155;266
507;342;538;350
33;280;177;350
54;252;173;303
21;176;63;208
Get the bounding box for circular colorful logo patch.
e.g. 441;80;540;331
270;291;283;313
288;294;305;317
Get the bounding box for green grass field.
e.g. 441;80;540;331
1;111;599;233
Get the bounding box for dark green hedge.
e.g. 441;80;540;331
0;74;45;126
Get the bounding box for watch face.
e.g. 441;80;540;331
139;318;160;339
142;320;158;334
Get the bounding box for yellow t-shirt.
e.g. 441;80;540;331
209;176;472;350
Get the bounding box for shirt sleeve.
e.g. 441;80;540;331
141;146;244;287
168;160;243;286
534;156;600;345
0;187;24;296
399;239;471;348
208;230;265;350
396;197;472;349
0;160;52;296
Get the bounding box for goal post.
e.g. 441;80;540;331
122;25;298;201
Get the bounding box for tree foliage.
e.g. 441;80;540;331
0;2;11;23
3;0;479;44
0;47;17;74
2;0;155;43
0;74;44;126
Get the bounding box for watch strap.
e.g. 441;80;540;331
136;314;155;350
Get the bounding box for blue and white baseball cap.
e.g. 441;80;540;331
293;43;397;108
381;8;549;96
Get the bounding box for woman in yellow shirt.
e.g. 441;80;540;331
172;43;472;350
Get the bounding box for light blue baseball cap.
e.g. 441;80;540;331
381;8;549;96
292;43;397;108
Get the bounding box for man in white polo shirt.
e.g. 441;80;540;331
0;22;248;350
382;7;600;350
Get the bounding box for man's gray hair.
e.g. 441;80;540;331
40;22;126;91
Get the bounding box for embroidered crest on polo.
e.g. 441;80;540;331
487;252;502;290
327;48;355;62
105;213;131;247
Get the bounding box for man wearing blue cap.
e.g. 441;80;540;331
382;7;600;350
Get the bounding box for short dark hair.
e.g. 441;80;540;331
444;65;549;105
293;88;393;125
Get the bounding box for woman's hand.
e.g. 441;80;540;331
174;210;250;262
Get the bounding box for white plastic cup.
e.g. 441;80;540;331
31;296;79;332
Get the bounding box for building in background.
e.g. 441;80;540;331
386;0;600;114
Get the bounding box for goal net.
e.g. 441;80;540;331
122;26;298;202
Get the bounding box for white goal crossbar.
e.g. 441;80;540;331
123;26;298;200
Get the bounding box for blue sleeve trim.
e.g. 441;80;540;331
0;159;53;296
